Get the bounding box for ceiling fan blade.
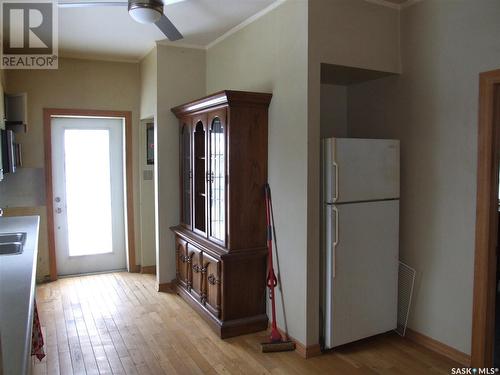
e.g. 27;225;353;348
155;14;183;41
57;1;127;8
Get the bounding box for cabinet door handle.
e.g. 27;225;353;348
208;273;220;285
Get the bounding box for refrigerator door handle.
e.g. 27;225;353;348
332;205;339;278
332;161;339;202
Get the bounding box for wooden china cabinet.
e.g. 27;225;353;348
170;90;272;338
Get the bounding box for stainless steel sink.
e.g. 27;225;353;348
0;232;26;255
0;242;23;255
0;232;26;244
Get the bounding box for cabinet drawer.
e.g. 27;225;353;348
176;238;189;288
188;244;203;299
202;252;221;318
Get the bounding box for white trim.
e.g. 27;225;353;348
206;0;286;50
185;96;226;112
156;40;206;51
59;51;141;63
138;41;205;62
61;40;205;63
138;45;156;62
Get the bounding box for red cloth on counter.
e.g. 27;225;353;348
31;300;45;361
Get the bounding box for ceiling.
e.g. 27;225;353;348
58;0;276;62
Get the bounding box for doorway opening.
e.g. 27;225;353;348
472;69;500;367
44;109;136;280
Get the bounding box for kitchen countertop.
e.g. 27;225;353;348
0;216;40;375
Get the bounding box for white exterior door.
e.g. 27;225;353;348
324;200;399;348
51;117;126;276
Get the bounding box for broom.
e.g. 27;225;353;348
261;184;296;353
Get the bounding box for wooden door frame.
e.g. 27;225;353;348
472;69;500;367
43;108;137;281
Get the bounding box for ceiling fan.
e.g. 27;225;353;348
57;0;184;41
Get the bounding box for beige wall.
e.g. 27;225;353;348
310;0;401;74
155;45;206;284
140;49;157;120
207;0;309;344
307;0;401;346
320;84;348;138
4;58;141;280
139;49;157;268
345;0;500;355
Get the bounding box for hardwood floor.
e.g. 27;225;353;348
33;272;459;374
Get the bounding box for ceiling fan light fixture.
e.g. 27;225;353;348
128;0;163;24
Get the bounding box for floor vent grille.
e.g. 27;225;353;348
396;261;416;336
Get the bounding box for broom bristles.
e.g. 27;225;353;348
261;340;296;353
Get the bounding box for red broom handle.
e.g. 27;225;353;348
265;184;281;342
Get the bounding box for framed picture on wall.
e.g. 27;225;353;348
146;123;154;165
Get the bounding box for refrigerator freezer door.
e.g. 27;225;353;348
323;138;400;203
324;200;399;349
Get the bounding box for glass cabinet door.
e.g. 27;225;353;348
208;111;226;243
193;119;207;235
180;122;191;227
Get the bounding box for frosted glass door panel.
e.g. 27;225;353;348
64;129;113;256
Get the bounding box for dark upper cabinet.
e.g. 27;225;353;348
5;93;27;126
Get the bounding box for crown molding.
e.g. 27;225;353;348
206;0;286;50
59;51;140;63
156;41;206;50
138;45;156;62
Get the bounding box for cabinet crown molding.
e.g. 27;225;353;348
171;90;272;117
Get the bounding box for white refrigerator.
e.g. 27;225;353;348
322;137;400;349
